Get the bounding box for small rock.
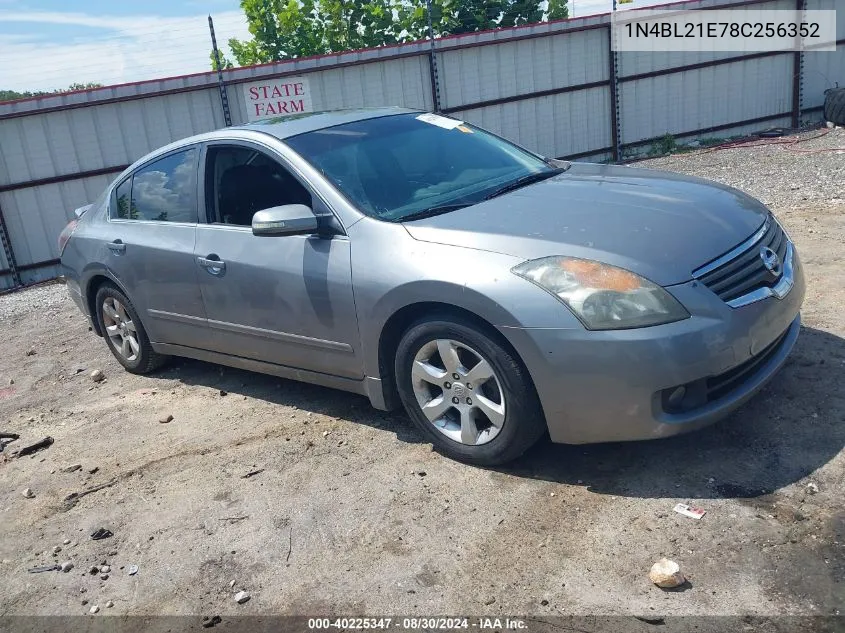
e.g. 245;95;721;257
22;488;35;499
159;414;174;424
322;431;329;437
8;378;13;385
90;369;104;382
203;615;223;628
807;482;819;494
234;590;250;604
550;492;556;497
219;390;228;397
100;574;109;580
649;558;686;588
60;561;74;573
100;565;111;573
484;597;496;605
25;348;36;356
82;600;88;605
229;580;236;588
89;566;100;575
128;564;139;576
63;539;71;545
52;546;62;554
63;464;82;473
105;600;114;608
540;599;549;606
90;527;113;540
88;467;99;474
90;605;99;614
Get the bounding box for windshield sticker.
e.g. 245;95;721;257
416;113;463;130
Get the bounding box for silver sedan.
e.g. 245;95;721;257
59;108;804;464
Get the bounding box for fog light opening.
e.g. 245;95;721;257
666;386;687;409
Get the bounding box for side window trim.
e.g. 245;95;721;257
199;139;346;234
110;175;133;221
107;144;201;225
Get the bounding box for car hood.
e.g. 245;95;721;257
402;163;769;286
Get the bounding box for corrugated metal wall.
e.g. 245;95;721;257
1;0;843;290
616;0;799;150
803;0;845;113
438;27;613;159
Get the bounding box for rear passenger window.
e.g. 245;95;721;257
112;148;199;222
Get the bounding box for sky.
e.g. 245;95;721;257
0;0;672;93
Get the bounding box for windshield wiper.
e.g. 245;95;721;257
482;168;564;201
396;203;472;222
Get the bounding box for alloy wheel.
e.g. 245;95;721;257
410;338;506;445
102;297;140;362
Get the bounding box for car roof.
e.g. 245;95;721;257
231;107;420;140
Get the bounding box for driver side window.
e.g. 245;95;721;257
205;145;312;226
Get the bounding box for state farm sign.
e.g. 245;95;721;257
242;76;313;122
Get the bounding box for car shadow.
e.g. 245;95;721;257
163;357;426;446
163;325;843;501
498;325;845;499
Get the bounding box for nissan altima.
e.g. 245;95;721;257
59;108;804;465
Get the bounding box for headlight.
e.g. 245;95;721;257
512;256;689;330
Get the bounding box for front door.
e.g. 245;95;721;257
193;142;362;379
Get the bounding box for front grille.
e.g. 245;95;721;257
661;326;790;413
695;219;788;304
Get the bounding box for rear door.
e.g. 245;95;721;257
104;146;208;348
192;141;362;379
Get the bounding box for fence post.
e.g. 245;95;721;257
791;0;806;128
426;0;442;112
208;15;233;127
0;200;22;288
608;22;622;162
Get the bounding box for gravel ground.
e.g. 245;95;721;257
0;282;70;322
0;128;843;627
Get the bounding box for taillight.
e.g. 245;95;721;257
58;219;79;255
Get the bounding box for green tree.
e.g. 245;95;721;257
0;83;103;103
219;0;568;67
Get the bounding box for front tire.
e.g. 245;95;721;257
394;316;546;465
94;284;168;374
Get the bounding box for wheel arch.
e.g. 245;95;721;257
376;301;538;412
84;271;129;337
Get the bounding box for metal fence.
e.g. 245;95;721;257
1;0;843;290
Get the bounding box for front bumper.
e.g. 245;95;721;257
500;253;805;444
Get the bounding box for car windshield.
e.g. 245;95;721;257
284;112;557;222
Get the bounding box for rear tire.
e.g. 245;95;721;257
94;283;168;374
394;316;546;465
824;87;845;126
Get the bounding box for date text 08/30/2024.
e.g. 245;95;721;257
307;618;528;630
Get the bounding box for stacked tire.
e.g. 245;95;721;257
824;87;845;126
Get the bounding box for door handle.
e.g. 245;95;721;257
197;256;226;274
107;240;126;254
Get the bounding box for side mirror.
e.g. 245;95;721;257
251;204;319;237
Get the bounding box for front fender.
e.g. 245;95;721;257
349;219;582;380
